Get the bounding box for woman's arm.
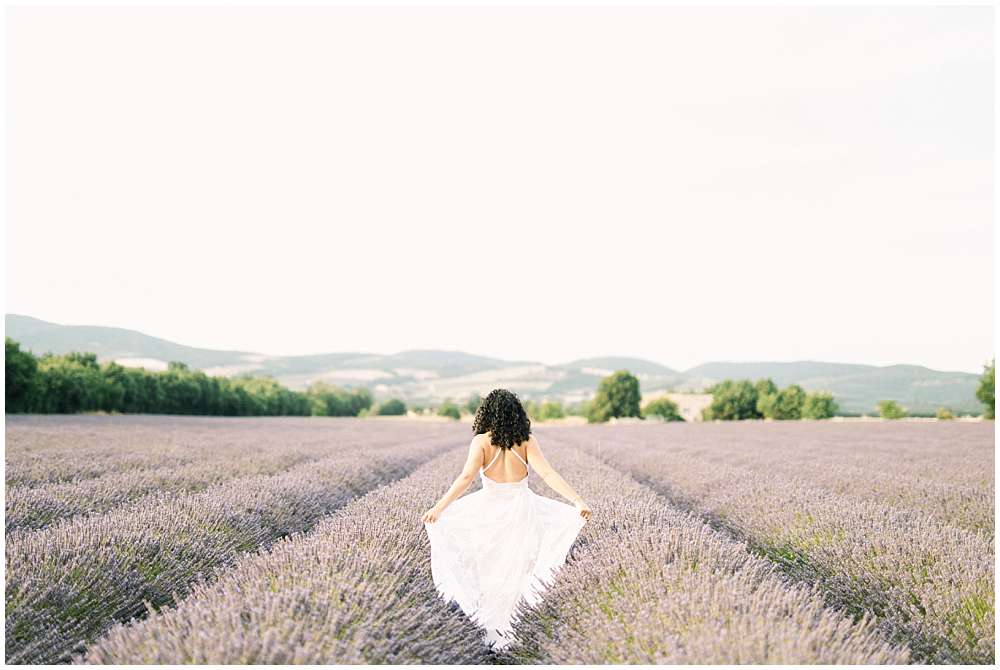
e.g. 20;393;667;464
421;436;484;523
526;435;592;520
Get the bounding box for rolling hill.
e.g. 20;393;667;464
5;314;985;415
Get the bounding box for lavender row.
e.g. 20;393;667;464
5;428;462;664
576;423;994;537
86;435;907;664
6;419;459;532
6;445;329;532
507;436;909;664
548;426;995;663
581;421;994;489
4;415;459;488
83;447;492;664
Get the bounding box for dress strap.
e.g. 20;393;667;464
481;445;503;472
509;445;529;471
480;444;529;474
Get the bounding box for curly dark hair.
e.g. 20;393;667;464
472;388;531;450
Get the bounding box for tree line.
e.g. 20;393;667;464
701;359;995;421
5;338;372;417
702;379;837;421
8;337;993;422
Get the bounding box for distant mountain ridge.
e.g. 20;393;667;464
5;314;984;414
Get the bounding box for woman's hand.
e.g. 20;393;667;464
574;499;592;521
421;504;444;524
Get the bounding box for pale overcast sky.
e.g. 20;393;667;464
5;5;994;372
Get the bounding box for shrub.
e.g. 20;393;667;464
936;407;954;421
643;396;684;421
976;359;994;419
436;401;461;420
754;378;778;416
307;383;372;417
465;393;482;414
802;392;838;419
704;379;759;421
877;400;907;419
587;371;642;423
377;399;407;416
769;385;806;420
756;393;775;419
538;401;566;421
6;337;38;412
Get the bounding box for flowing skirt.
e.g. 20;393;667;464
423;477;586;650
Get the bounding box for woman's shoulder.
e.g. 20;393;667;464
472;432;494;452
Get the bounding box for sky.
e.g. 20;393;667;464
4;5;994;372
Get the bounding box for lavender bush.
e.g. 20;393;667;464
7;446;325;531
5;415;458;488
6;418;465;664
83;447;491;664
6;417;457;532
5;416;992;665
84;430;905;665
565;421;993;535
507;437;909;664
548;422;995;664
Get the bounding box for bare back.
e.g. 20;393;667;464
479;432;530;483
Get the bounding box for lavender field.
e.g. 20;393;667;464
4;416;994;664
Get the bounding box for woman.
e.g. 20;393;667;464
421;388;592;651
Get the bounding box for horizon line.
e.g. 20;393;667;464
5;313;989;376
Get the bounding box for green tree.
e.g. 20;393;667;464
99;362;128;412
377;398;407;416
643;396;684;421
437;400;461;420
538;401;566;421
2;339;345;418
160;366;204;414
976;359;994;419
465;393;482;414
306;383;372;417
5;338;38;413
65;351;100;370
703;379;759;421
754;378;778;397
753;378;778;417
767;384;806;420
802;392;838;419
347;388;373;416
33;354;104;413
877;400;907;420
756;393;775;419
587;370;642;423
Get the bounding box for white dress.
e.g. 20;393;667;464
423;445;586;651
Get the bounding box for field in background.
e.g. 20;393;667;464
4;416;994;664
